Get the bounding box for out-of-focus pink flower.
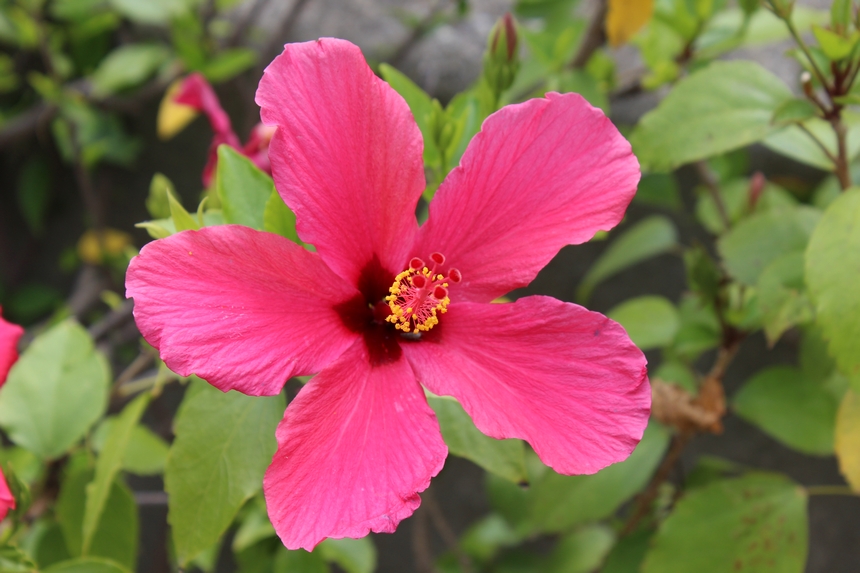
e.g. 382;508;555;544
173;73;274;187
127;39;650;551
0;467;15;521
0;307;23;387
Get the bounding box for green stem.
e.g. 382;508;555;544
784;18;833;95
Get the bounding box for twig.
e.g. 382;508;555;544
89;298;135;340
112;347;156;390
693;161;731;230
424;489;473;573
831;117;852;190
257;0;313;69
226;0;270;47
796;123;839;165
387;0;454;68
411;503;436;573
569;0;607;69
621;430;692;536
135;491;169;505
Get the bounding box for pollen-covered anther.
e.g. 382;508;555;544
385;253;461;333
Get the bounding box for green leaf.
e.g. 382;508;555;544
109;0;186;24
634;173;682;209
601;529;652;573
526;423;670;534
642;473;808;573
757;252;814;345
428;395;527;484
653;360;698;394
806;188;860;385
57;466;138;569
0;320;109;459
263;189;300;243
718;207;820;285
763;110;860;170
90;44;170;97
166;384;284;565
695;176;797;234
217;146;275;230
31;521;72;568
812;25;859;60
771;98;818;125
317;538;376;573
546;524;615;573
733;366;838;455
459;514;521;564
670;295;721;360
42;557;132;573
379;63;439;166
577;215;678;302
203;48;257;83
167;189;199;232
273;548;328;573
607;296;680;350
147;173;174;219
0;546;37;572
93;420;169;476
83;394;150;555
630;61;793;171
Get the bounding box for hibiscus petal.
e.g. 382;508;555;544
126;226;360;396
0;308;23;386
265;340;447;550
413;93;640;302
256;39;425;287
0;467;15;521
402;296;650;475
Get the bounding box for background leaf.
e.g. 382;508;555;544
607;295;680;350
733;366;838;455
217;146;275;230
578;216;678;302
166;383;284;565
82;394;150;555
805;188;860;387
631;61;793;171
428;395;528;484
0;320;109;459
642;473;808;573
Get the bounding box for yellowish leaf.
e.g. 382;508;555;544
606;0;655;47
835;388;860;491
77;228;133;265
157;78;198;140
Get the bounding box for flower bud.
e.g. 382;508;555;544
483;13;520;98
748;172;766;209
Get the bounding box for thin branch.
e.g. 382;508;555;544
693;161;731;230
257;0;313;70
621;430;692;536
89;298;135;340
569;0;607;69
831;117;852;190
424;489;473;573
387;0;454;68
411;504;436;573
796;122;839;165
784;18;832;95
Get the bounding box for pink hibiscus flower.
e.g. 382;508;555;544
126;39;650;550
0;307;23;387
0;467;14;521
173;73;275;187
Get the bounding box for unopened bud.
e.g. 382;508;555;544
483;13;520;98
748;172;766;209
766;0;794;18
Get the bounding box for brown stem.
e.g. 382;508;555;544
424;489;473;573
387;0;454;68
569;0;607;69
411;504;437;573
621;430;692;536
694;161;731;230
832;117;852;190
